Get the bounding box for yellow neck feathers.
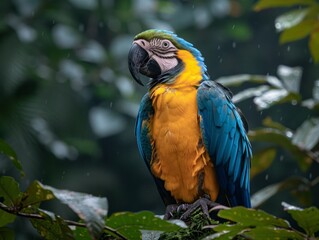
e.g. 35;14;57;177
174;49;203;87
150;49;202;97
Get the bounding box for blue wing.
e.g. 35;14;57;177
135;93;176;205
197;80;252;207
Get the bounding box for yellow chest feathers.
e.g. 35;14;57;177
149;86;219;203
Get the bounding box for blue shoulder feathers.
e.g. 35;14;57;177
197;80;252;207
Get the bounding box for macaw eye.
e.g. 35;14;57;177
161;40;170;48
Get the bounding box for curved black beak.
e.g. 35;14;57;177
128;43;161;86
128;43;148;86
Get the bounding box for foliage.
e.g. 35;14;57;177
1;153;319;239
0;0;318;239
0;158;180;239
254;0;319;63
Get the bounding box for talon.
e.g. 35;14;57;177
179;198;220;220
164;204;179;220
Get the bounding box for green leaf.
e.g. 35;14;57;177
0;140;24;176
286;206;319;236
249;128;312;171
0;177;22;227
0;227;14;240
105;211;181;240
218;207;290;228
251;148;276;179
251;177;309;208
292;118;319;150
254;0;315;11
21;181;55;207
30;211;74;240
0;176;21;205
275;8;310;32
73;227;91;240
40;184;108;239
310;29;319;63
279;20;317;44
262;117;290;132
244;226;304;240
207;224;248;240
0;210;15;228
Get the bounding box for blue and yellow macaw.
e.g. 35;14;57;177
128;29;252;217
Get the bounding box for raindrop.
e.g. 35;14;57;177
287;45;291;52
86;172;91;177
280;155;284;161
265;174;269;181
219;58;223;63
217;45;221;50
280;116;283;121
99;22;104;28
257;44;260;49
110;102;113;108
232;42;237;48
309;173;312;179
291;100;297;105
286;131;293;138
275;22;281;30
260;111;263;115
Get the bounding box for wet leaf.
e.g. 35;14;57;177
204;224;248;240
31;211;74;240
232;85;270;103
0;140;24;176
218;207;290;228
309;30;319;63
251;148;276;179
40;184;108;239
105;211;181;240
279;20;317;44
251;177;309;208
254;0;315;11
22;181;55;207
253;89;301;110
244;226;304;240
249;129;312;171
0;227;14;240
216;74;279;87
275;8;310;32
292;118;319;150
286;206;319;236
277;65;302;93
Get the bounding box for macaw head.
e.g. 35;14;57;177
128;29;208;88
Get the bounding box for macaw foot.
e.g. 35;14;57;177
164;197;226;220
179;197;219;220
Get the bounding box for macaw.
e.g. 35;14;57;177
128;29;252;217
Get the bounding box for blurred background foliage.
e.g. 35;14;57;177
0;0;318;238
